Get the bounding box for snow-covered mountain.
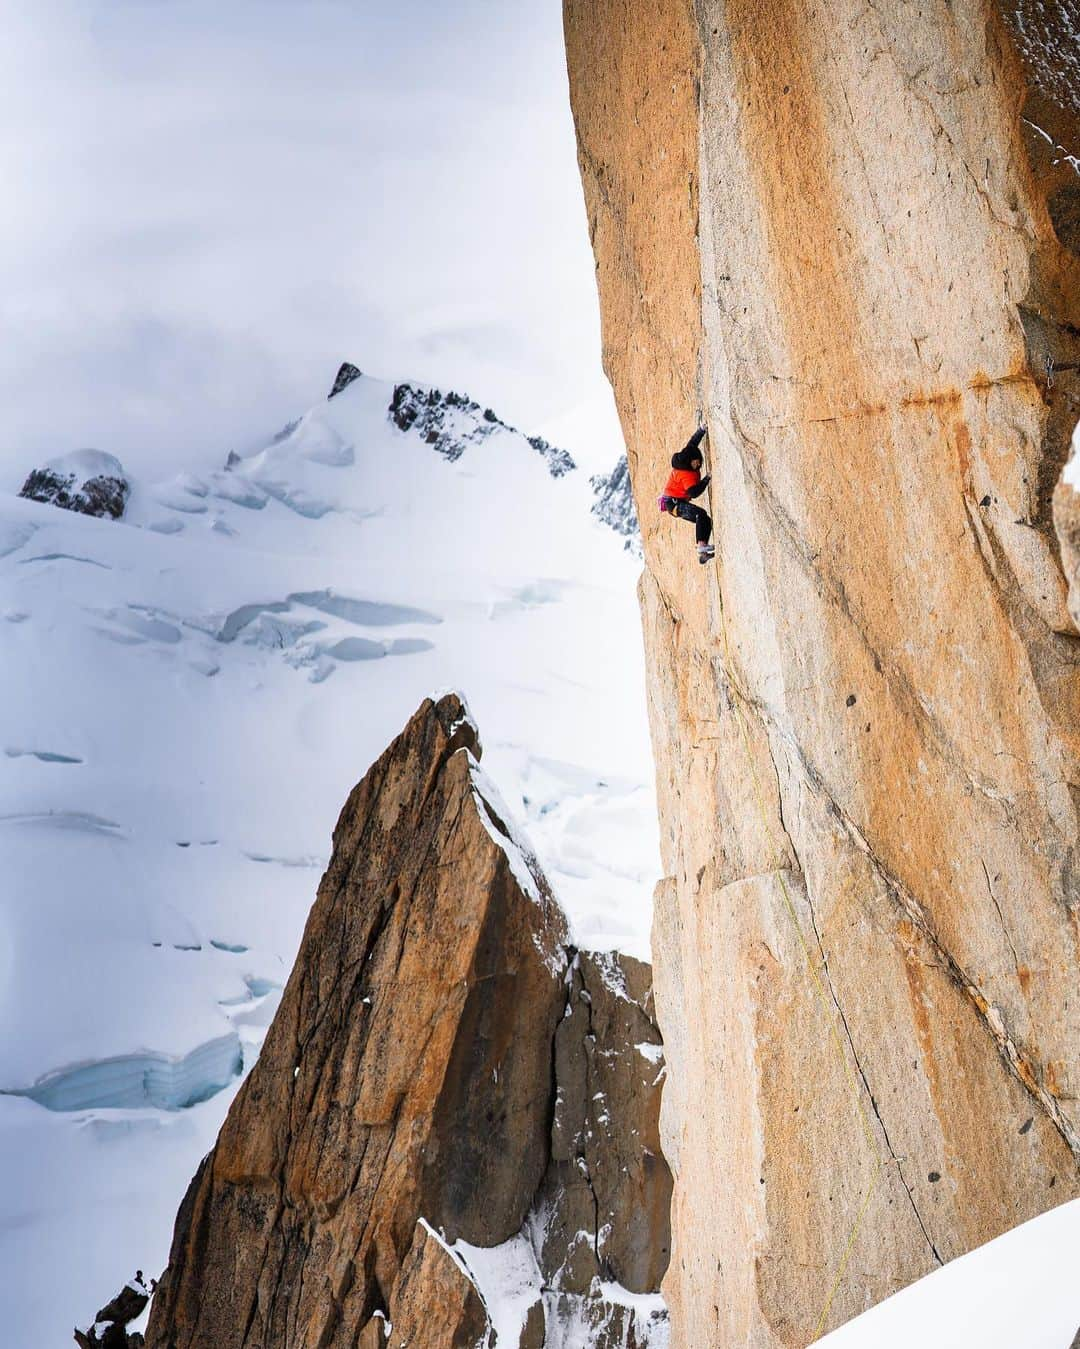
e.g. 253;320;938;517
590;455;639;551
0;367;657;1344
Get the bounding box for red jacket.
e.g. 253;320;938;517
663;467;701;500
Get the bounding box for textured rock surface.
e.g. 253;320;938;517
541;951;669;1295
21;449;130;520
565;1;1080;1344
388;382;577;476
74;1274;150;1349
328;361;363;398
144;695;670;1348
385;1222;488;1349
145;694;568;1347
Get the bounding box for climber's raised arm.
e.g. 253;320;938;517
680;425;707;458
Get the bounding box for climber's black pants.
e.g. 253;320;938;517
670;498;712;545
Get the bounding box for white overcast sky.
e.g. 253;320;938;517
0;0;623;482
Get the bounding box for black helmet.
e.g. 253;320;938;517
671;446;702;470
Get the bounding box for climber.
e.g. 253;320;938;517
659;425;713;563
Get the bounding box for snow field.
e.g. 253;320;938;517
0;371;658;1342
818;1197;1080;1348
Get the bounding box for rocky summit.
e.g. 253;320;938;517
388;381;577;477
565;1;1080;1344
142;694;670;1348
328;361;363;399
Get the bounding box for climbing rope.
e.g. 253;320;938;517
709;508;889;1344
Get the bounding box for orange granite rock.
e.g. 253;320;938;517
565;1;1080;1343
144;696;672;1348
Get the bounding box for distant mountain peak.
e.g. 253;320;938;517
591;456;640;551
388;380;577;478
328;362;363;399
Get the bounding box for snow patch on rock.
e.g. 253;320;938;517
19;450;130;520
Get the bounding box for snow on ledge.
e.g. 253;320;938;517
41;449;127;482
424;1220;541;1348
818;1198;1080;1349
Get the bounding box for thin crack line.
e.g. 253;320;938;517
803;890;944;1267
727;670;1080;1166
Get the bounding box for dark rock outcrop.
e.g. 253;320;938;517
328;362;363;398
74;1273;150;1348
144;694;669;1348
528;950;671;1346
21;450;130;520
388;382;577;477
543;951;669;1293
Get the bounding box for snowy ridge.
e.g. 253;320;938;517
0;366;658;1344
388;379;577;476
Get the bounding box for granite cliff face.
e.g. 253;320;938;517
143;695;670;1348
565;2;1080;1344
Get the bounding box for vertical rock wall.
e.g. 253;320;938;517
565;2;1080;1344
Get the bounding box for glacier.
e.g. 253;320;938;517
0;367;657;1344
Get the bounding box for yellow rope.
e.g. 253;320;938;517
713;564;888;1342
811;1160;884;1342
